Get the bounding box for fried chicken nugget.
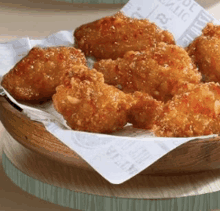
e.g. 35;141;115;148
187;23;220;82
52;65;134;133
128;92;164;130
74;12;175;60
1;47;86;102
153;82;220;137
94;42;202;102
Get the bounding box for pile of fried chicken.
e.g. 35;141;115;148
2;12;220;137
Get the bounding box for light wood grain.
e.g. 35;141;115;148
3;129;220;201
0;124;78;211
1;95;220;175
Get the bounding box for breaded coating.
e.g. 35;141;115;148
94;42;202;102
74;12;175;60
1;47;86;102
52;65;134;133
187;23;220;82
153;82;220;137
128;92;164;130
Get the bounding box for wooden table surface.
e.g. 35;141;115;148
1;0;220;210
0;122;78;211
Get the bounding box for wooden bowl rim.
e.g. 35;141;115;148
1;94;219;142
1;95;220;175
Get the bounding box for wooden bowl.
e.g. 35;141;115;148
1;95;220;175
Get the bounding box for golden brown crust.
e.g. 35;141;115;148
128;92;164;130
94;42;202;102
74;12;175;60
187;23;220;82
53;65;134;133
153;82;220;137
1;47;86;102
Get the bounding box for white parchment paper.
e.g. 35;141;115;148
0;0;219;184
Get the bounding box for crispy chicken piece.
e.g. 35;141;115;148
74;12;175;60
153;82;220;137
187;23;220;82
128;92;164;130
52;65;134;133
94;42;202;102
1;47;86;102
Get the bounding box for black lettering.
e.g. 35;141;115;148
121;161;130;171
136;153;151;164
158;0;167;4
171;5;184;17
189;3;198;13
131;12;144;19
114;155;123;166
156;13;170;24
191;26;202;36
182;34;194;46
106;146;116;156
177;9;184;18
194;21;205;30
182;13;190;22
127;164;138;175
165;0;175;8
182;0;191;7
198;12;212;24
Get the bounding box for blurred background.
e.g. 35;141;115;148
0;0;123;41
0;0;219;41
